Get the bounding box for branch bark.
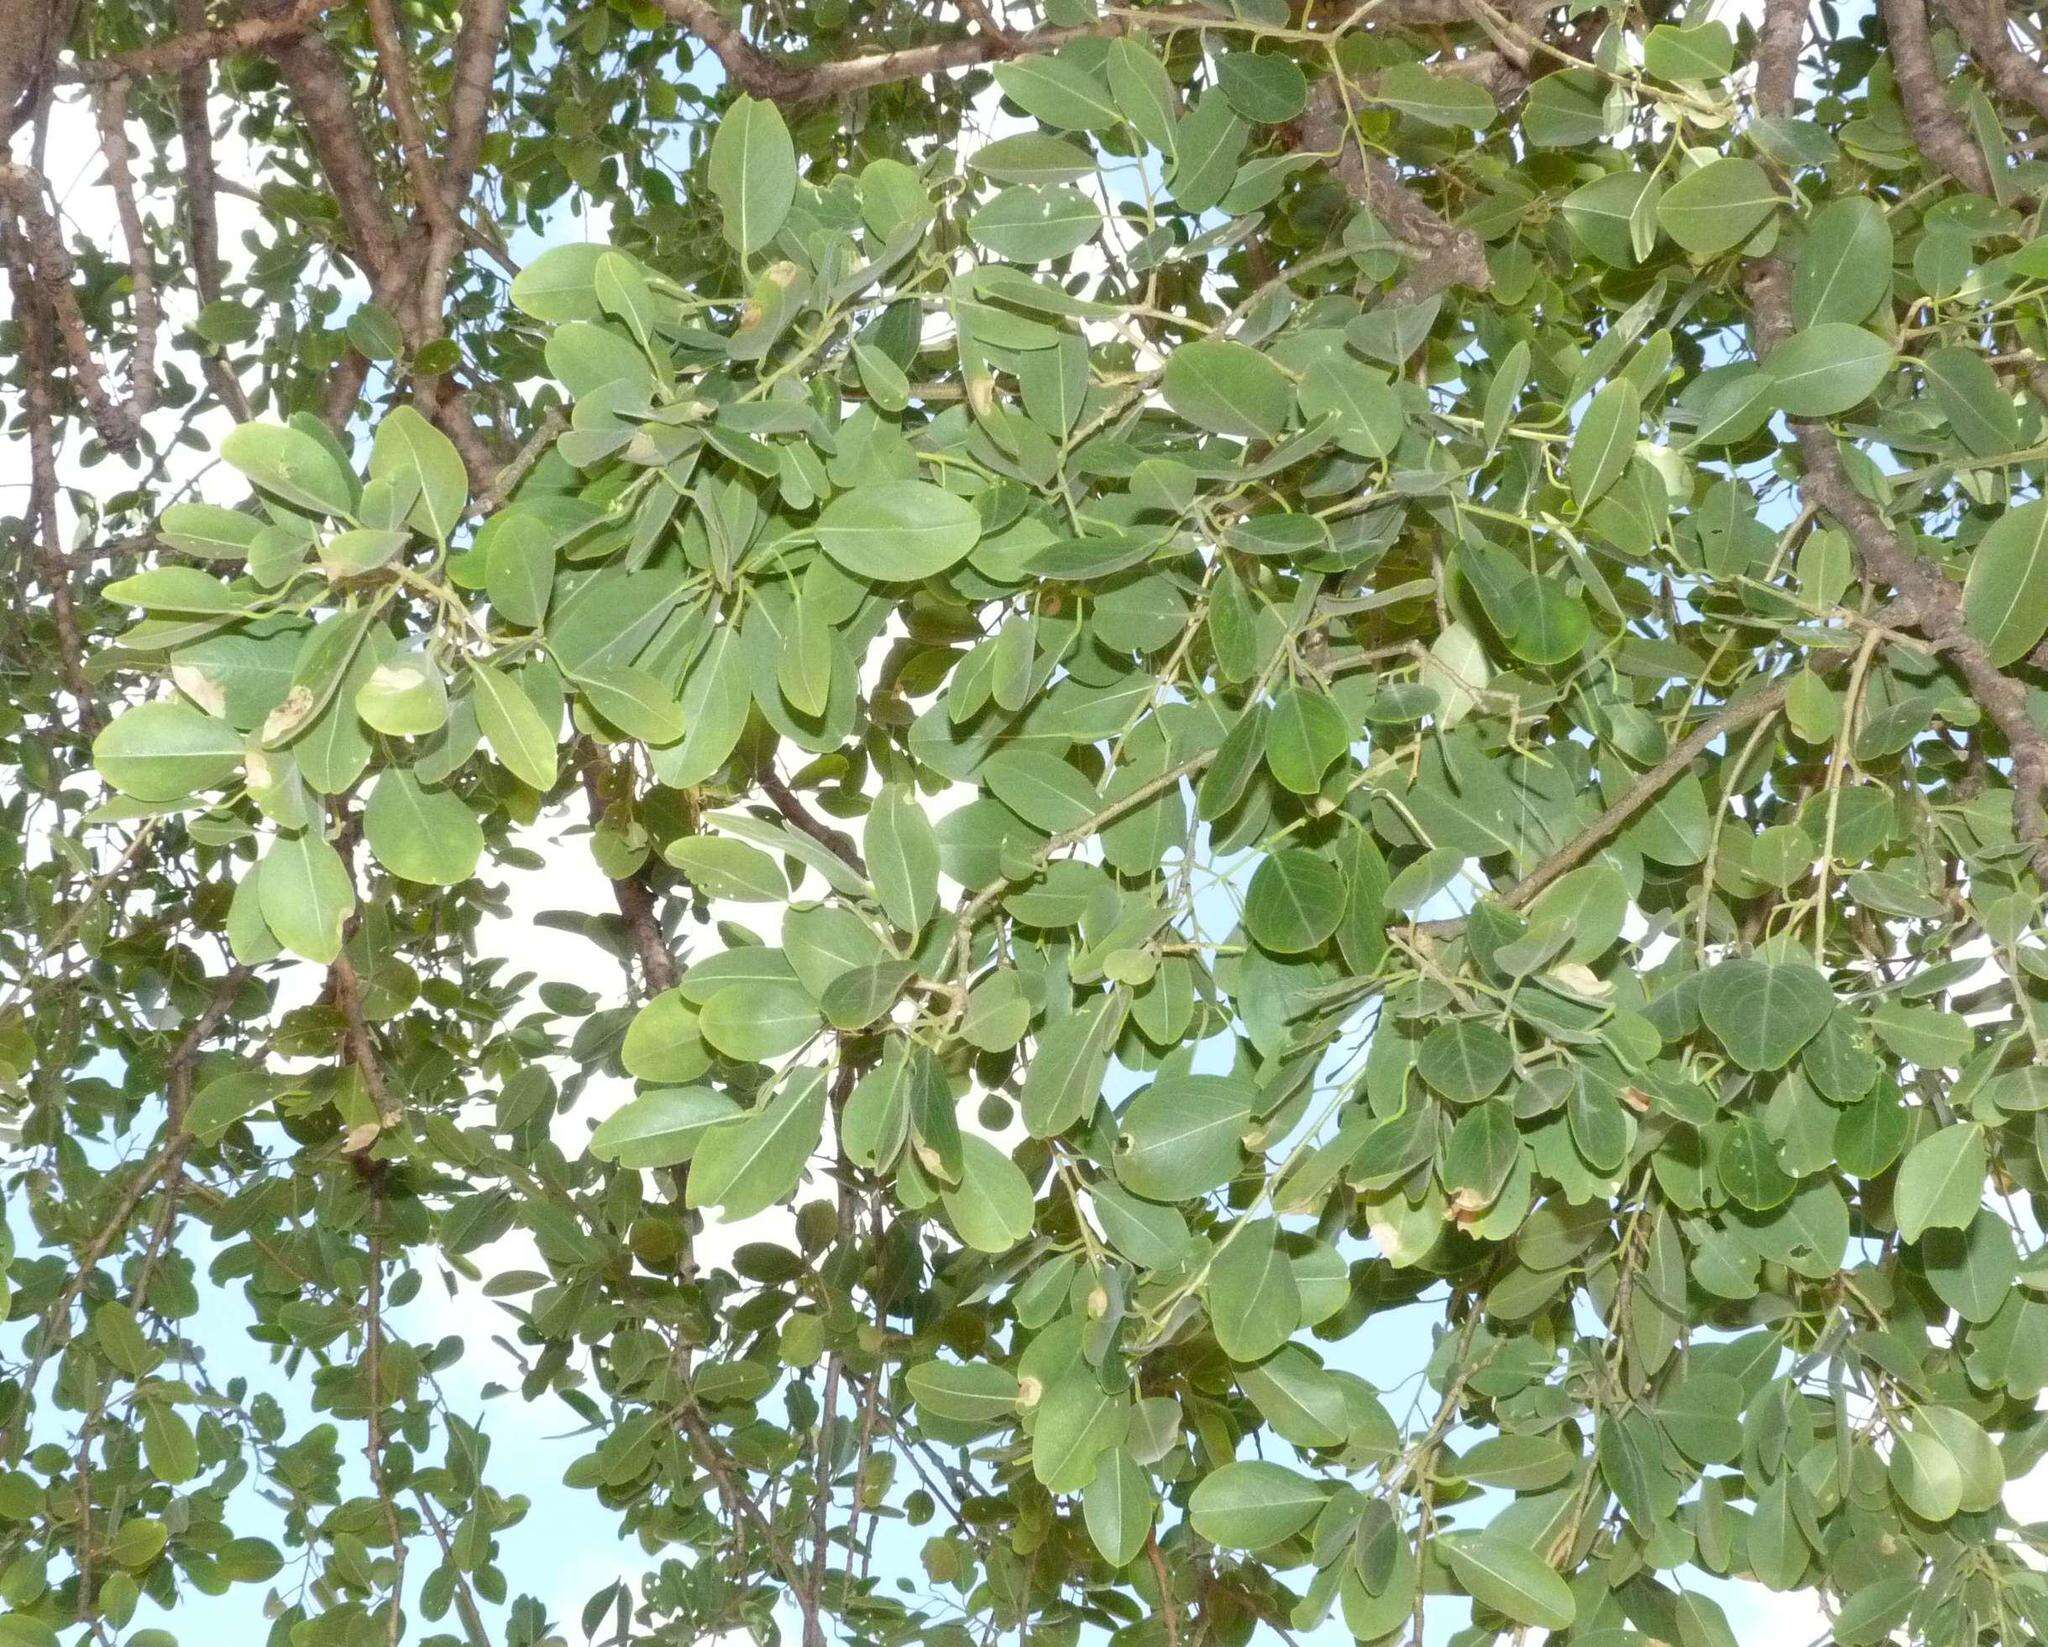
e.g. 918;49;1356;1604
63;0;336;81
1942;0;2048;123
1752;0;2048;879
1878;0;1995;193
173;0;253;420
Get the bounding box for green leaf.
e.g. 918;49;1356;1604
1417;1021;1513;1102
1923;1208;2018;1323
1105;40;1178;153
1894;1123;1985;1244
941;1134;1036;1252
1187;1460;1325;1549
94;701;243;802
1962;498;2048;665
814;481;981;581
1238;1345;1349;1447
621;990;710;1084
968;185;1099;263
1372;61;1494;129
106;566;242;614
905;1360;1021;1424
1265;684;1349;795
369;405;467;542
665;837;787;902
1568;379;1641;509
1020;991;1126;1136
158;501;264;560
510;243;610;321
222;422;356;518
1217;51;1308;123
1083;1450;1154;1568
1655;156;1777;256
572;664;685;744
1441;1533;1576;1630
470;662;558;790
993;54;1120;132
1205;1217;1300;1361
482;510;556;627
256;827;354;964
1165;94;1248;214
1922;345;2020;457
1643;20;1733;80
1243;849;1345;954
700;980;821;1063
1031;1378;1127;1492
1457;1432;1574;1490
1162;340;1292;441
363;769;482;886
982;749;1101;834
1296;357;1405;458
1764;323;1893;417
969;133;1098;185
1792;196;1892;327
866;784;940;934
1562;170;1656;268
1115;1075;1251;1201
687;1071;826;1217
355;653;447;737
1699;957;1833;1071
589;1087;738;1167
709;95;797;255
1888;1422;1961;1521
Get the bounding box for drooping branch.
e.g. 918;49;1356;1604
172;0;253;420
761;769;866;874
1751;0;2048;878
1495;677;1796;913
92;77;159;425
0;161;147;452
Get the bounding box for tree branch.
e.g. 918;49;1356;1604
1942;0;2048;123
173;0;253;420
63;0;336;81
92;76;158;423
0;161;145;452
1878;0;1995;193
761;770;866;874
581;753;680;994
1496;677;1794;912
1751;0;2048;879
1292;77;1490;303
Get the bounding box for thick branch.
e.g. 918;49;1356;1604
330;952;400;1141
581;755;680;994
173;0;253;420
1942;0;2048;122
761;770;866;874
1292;78;1490;303
93;77;159;423
1878;0;1995;193
657;0;1495;105
1497;678;1794;911
64;0;335;81
0;162;144;451
1751;0;2048;878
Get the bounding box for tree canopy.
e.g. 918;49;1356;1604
7;0;2048;1642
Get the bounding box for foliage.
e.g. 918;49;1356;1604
6;0;2048;1644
